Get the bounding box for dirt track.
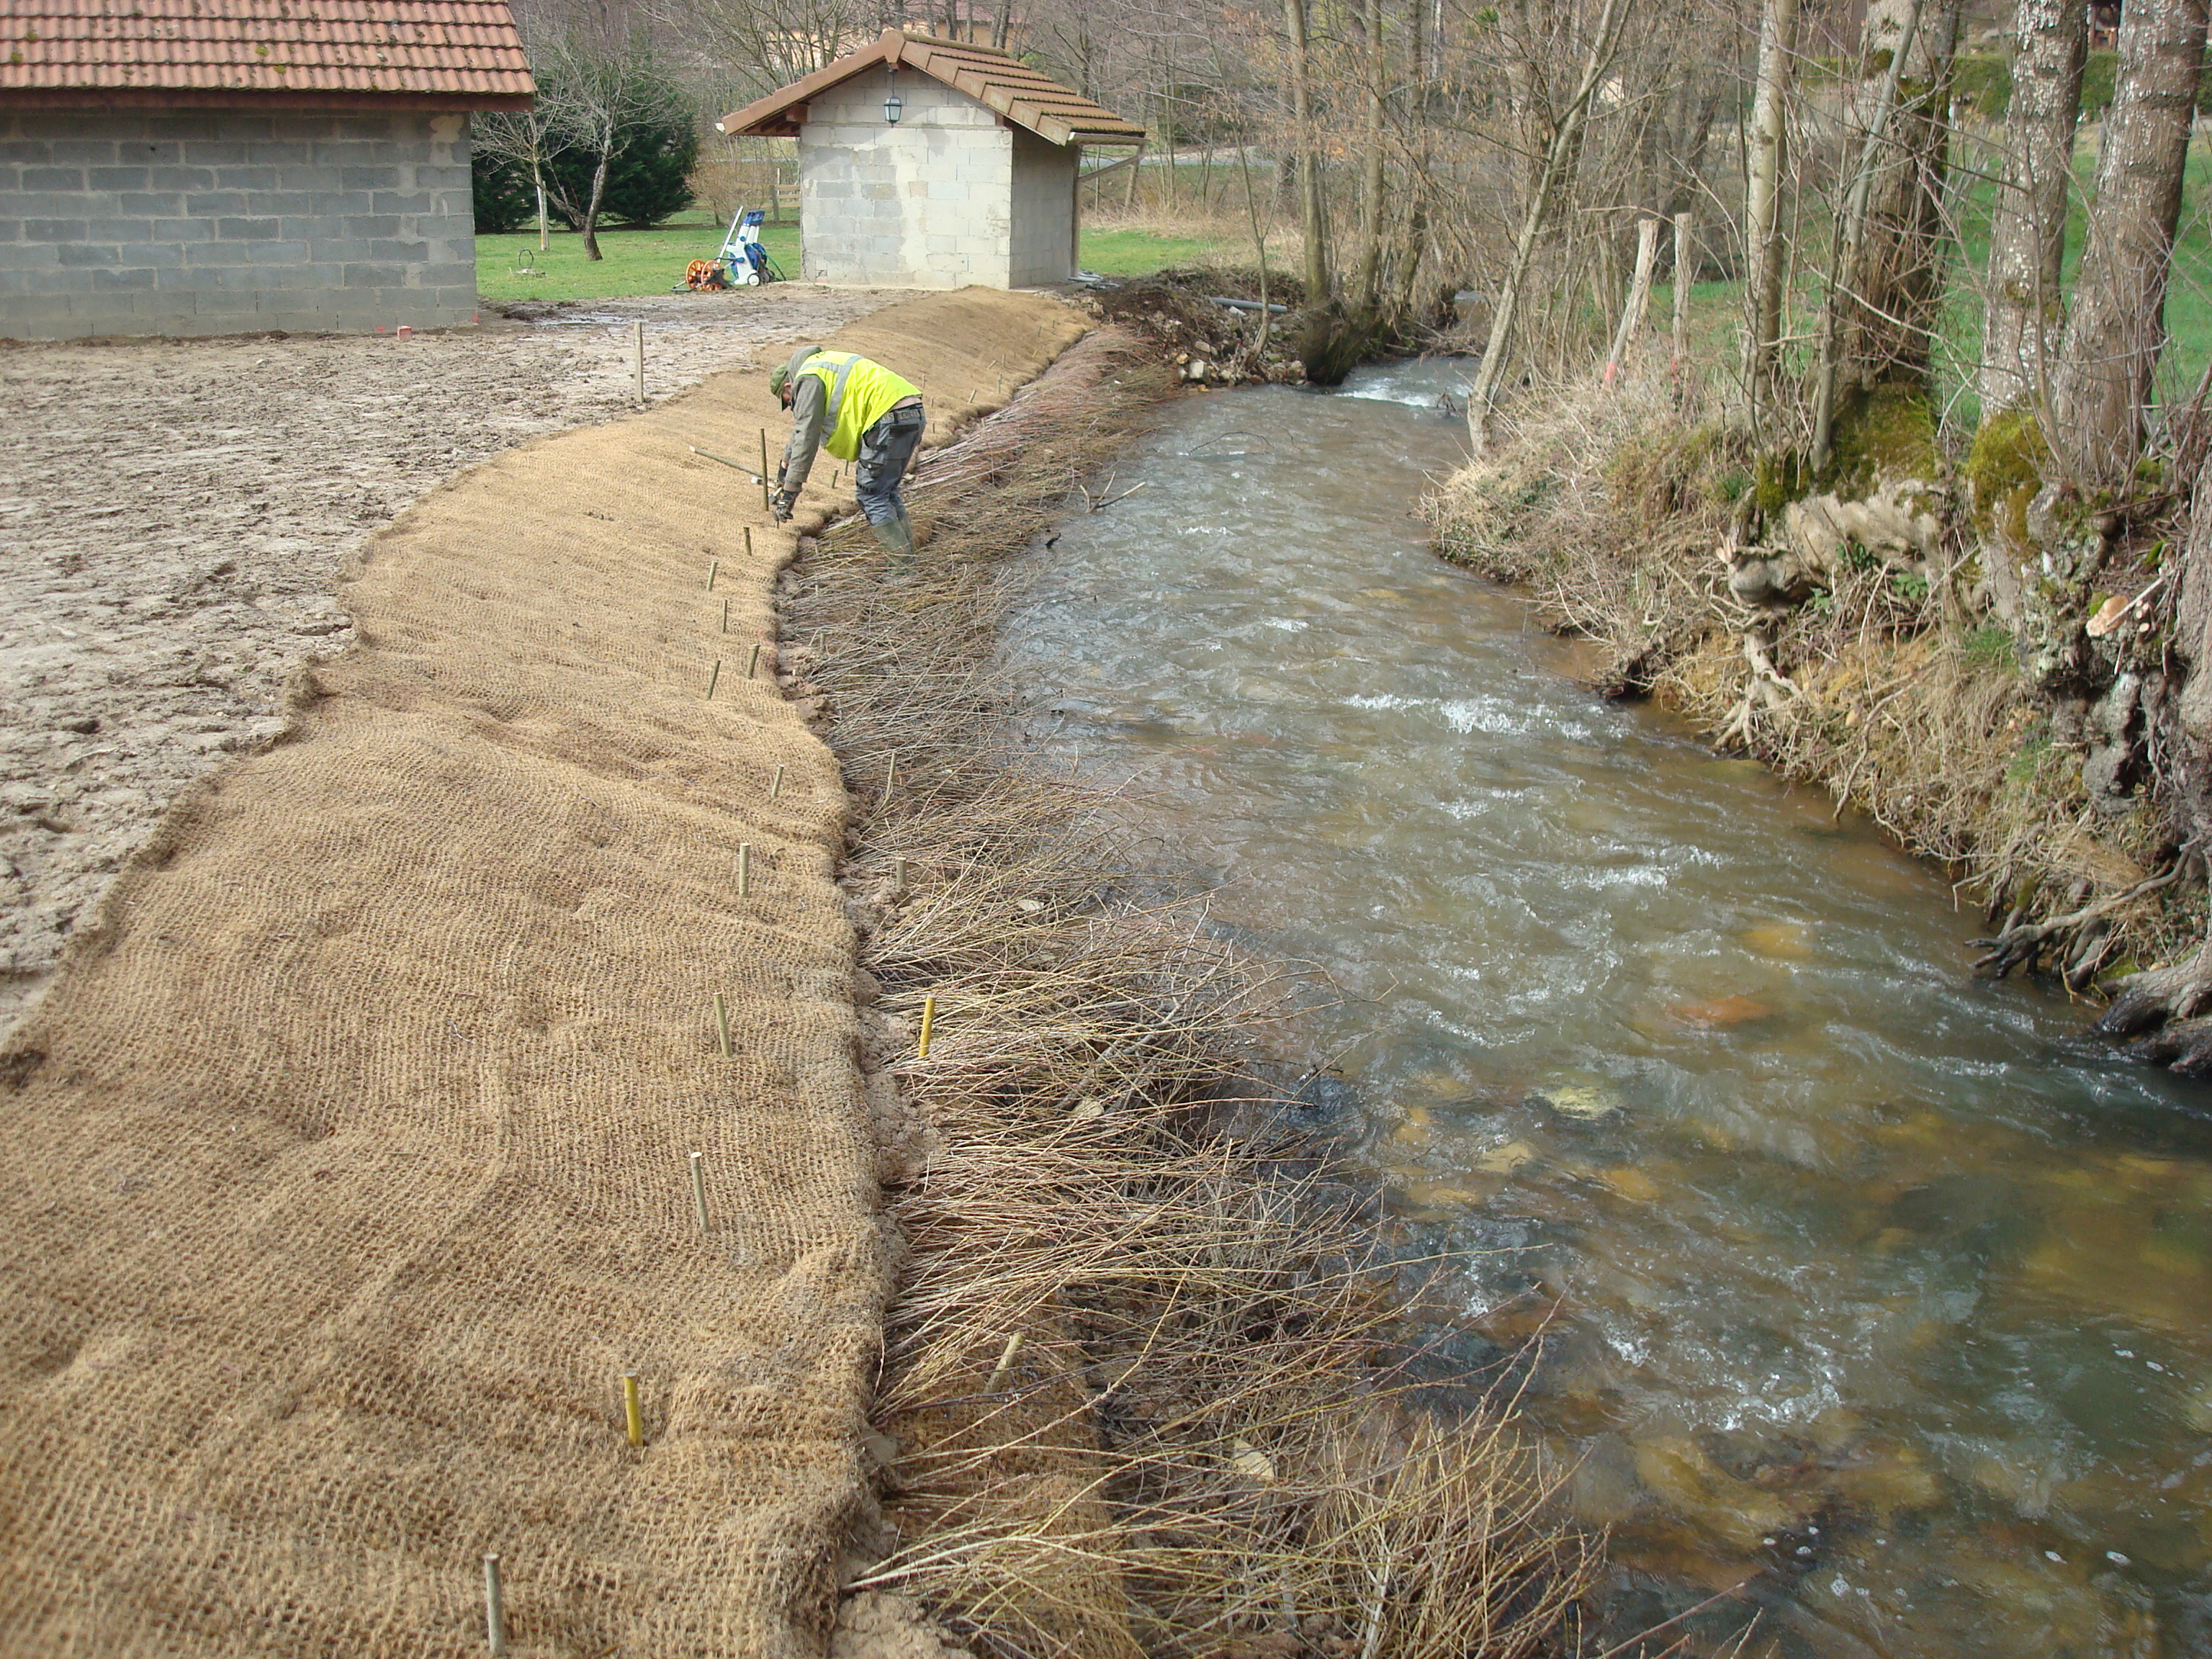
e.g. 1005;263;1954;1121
0;288;897;1036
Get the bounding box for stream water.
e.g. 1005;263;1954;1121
1002;361;2212;1657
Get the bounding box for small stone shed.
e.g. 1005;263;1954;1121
0;0;531;340
718;30;1142;290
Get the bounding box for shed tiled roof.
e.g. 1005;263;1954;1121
0;0;532;104
720;29;1143;148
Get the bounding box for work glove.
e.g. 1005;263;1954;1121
771;490;796;524
774;461;788;491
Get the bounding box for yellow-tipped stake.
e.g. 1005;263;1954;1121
737;842;752;898
706;658;721;701
706;558;719;591
713;992;731;1058
747;641;763;680
622;1373;644;1448
917;994;937;1058
770;763;785;801
689;1151;709;1232
484;1554;506;1656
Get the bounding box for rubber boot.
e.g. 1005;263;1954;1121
872;505;917;576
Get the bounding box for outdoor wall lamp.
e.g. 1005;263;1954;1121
884;91;903;123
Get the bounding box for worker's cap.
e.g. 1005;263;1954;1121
768;361;791;400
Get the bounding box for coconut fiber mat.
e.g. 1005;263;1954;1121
0;288;1089;1657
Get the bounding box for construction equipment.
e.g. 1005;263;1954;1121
675;207;786;292
719;208;783;286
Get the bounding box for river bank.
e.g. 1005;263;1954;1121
1000;352;2212;1656
1424;359;2198;1030
788;330;1595;1659
0;288;1097;1656
0;285;901;1042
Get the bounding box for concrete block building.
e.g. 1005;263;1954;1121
0;0;531;340
719;31;1141;290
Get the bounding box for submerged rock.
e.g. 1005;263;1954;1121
1665;994;1777;1030
1533;1080;1624;1120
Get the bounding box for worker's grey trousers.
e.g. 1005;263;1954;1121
853;402;927;529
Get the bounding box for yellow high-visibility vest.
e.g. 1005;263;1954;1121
798;351;921;462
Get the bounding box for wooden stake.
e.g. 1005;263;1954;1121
917;994;937;1058
634;320;646;406
986;1331;1023;1391
770;763;785;800
622;1373;644;1447
893;855;908;892
880;750;895;811
745;526;754;559
738;842;752;898
689;1151;709;1232
484;1555;506;1655
759;429;771;511
706;659;721;700
1672;210;1693;367
706;559;718;591
747;641;763;679
1604;217;1660;388
721;598;729;633
713;992;731;1057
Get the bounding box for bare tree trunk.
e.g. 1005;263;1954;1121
2051;0;2210;490
1809;0;1961;470
1979;0;2087;416
1283;0;1330;302
581;139;613;261
1463;0;1631;453
1741;0;1799;433
1353;0;1388;304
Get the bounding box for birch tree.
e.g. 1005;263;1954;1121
1740;0;1799;436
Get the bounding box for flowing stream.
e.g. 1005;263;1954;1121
1002;360;2212;1657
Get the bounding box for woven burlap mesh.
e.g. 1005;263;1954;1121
0;289;1090;1658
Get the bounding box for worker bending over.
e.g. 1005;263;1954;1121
769;345;926;570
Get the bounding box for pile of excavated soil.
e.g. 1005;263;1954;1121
0;288;899;1038
0;288;1089;1657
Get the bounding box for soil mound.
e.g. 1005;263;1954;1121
0;288;1087;1657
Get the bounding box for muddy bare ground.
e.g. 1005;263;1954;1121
0;287;899;1037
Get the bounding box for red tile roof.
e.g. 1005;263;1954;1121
721;29;1142;148
0;0;533;104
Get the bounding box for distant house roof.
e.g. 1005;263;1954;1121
719;29;1143;148
0;0;533;108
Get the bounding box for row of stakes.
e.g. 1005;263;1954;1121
474;387;957;1657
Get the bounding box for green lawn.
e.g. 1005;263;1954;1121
473;213;1252;302
1934;135;2212;427
475;210;801;303
1640;138;2212;439
1077;225;1260;276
